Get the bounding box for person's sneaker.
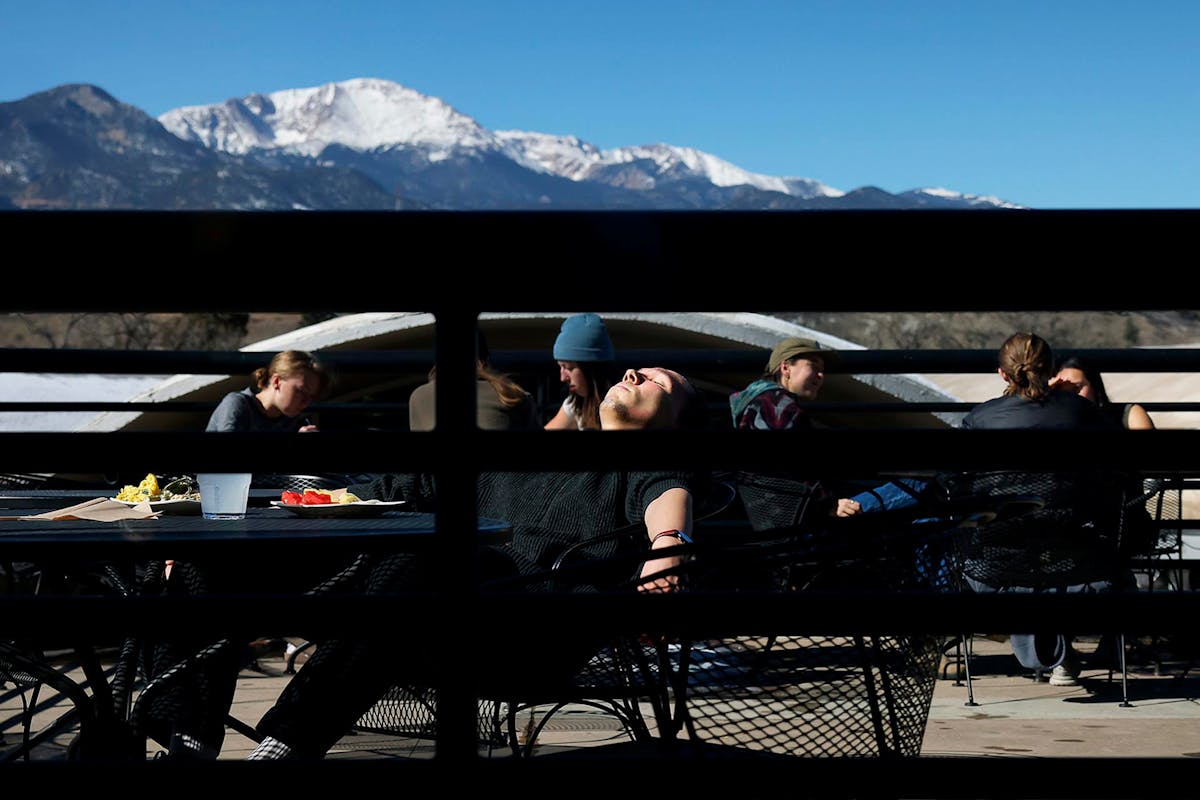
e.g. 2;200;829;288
1049;652;1082;686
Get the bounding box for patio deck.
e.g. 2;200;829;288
6;636;1198;763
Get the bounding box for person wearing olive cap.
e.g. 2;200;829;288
729;337;838;430
730;337;928;526
728;337;840;530
545;312;621;431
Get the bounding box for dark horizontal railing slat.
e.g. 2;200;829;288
4;209;1198;312
3;592;1198;639
4;347;1200;375
0;429;1198;474
1;210;1197;780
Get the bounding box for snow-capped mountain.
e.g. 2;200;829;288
0;78;1024;211
161;78;849;202
0;83;399;210
159;78;1013;209
899;187;1024;210
493;131;842;199
161;78;494;159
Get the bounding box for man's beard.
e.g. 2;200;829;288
600;397;629;423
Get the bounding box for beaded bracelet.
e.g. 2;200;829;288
651;529;692;544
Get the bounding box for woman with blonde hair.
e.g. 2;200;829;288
206;349;329;433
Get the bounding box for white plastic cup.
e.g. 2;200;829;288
197;473;252;520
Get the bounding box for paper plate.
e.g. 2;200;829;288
113;498;202;515
268;500;408;518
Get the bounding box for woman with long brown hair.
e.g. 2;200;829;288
407;329;538;431
544;313;619;430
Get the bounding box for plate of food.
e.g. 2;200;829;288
270;488;407;518
113;473;203;515
114;498;203;515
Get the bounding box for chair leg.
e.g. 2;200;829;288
1118;633;1132;708
961;634;977;707
285;640;316;674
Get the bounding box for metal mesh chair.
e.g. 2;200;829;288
1;558;145;762
0;641;100;762
353;481;737;758
666;509;965;759
1120;476;1195;677
948;470;1133;704
1125;476;1187;589
735;471;831;533
251;474;352;493
676;632;942;758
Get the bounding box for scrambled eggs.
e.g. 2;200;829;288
115;473;201;502
116;473;160;502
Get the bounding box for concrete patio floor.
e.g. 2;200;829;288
4;635;1198;763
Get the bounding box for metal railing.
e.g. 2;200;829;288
2;208;1199;792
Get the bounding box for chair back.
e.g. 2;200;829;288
666;508;962;758
734;471;831;532
251;473;350;492
949;469;1127;590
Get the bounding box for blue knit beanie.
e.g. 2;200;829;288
553;313;615;362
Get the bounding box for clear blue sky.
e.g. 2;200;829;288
3;1;1196;209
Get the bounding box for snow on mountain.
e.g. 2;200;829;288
159;78;1015;206
161;78;849;199
610;144;843;199
159;77;494;158
493;131;605;180
494;131;843;199
902;187;1025;209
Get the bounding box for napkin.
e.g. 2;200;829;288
0;497;163;522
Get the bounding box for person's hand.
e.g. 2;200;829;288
638;534;687;593
835;498;862;517
1049;376;1079;394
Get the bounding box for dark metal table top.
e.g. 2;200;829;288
0;507;512;559
0;488;286;509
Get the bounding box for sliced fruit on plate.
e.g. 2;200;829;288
279;488;363;505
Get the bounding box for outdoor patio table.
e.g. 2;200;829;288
0;488;287;510
0;508;512;760
0;507;512;560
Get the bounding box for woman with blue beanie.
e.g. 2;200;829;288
545;313;619;430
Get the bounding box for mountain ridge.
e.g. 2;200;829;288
1;79;1025;211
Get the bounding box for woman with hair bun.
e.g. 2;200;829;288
958;331;1116;688
206;349;329;433
961;332;1106;430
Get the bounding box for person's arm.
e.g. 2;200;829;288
348;473;432;507
638;486;693;592
544;401;574;430
838;478;929;516
1126;403;1156;430
205;393;249;432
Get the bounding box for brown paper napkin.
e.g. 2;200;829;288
0;497;162;522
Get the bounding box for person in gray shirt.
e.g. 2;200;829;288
206;350;328;433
